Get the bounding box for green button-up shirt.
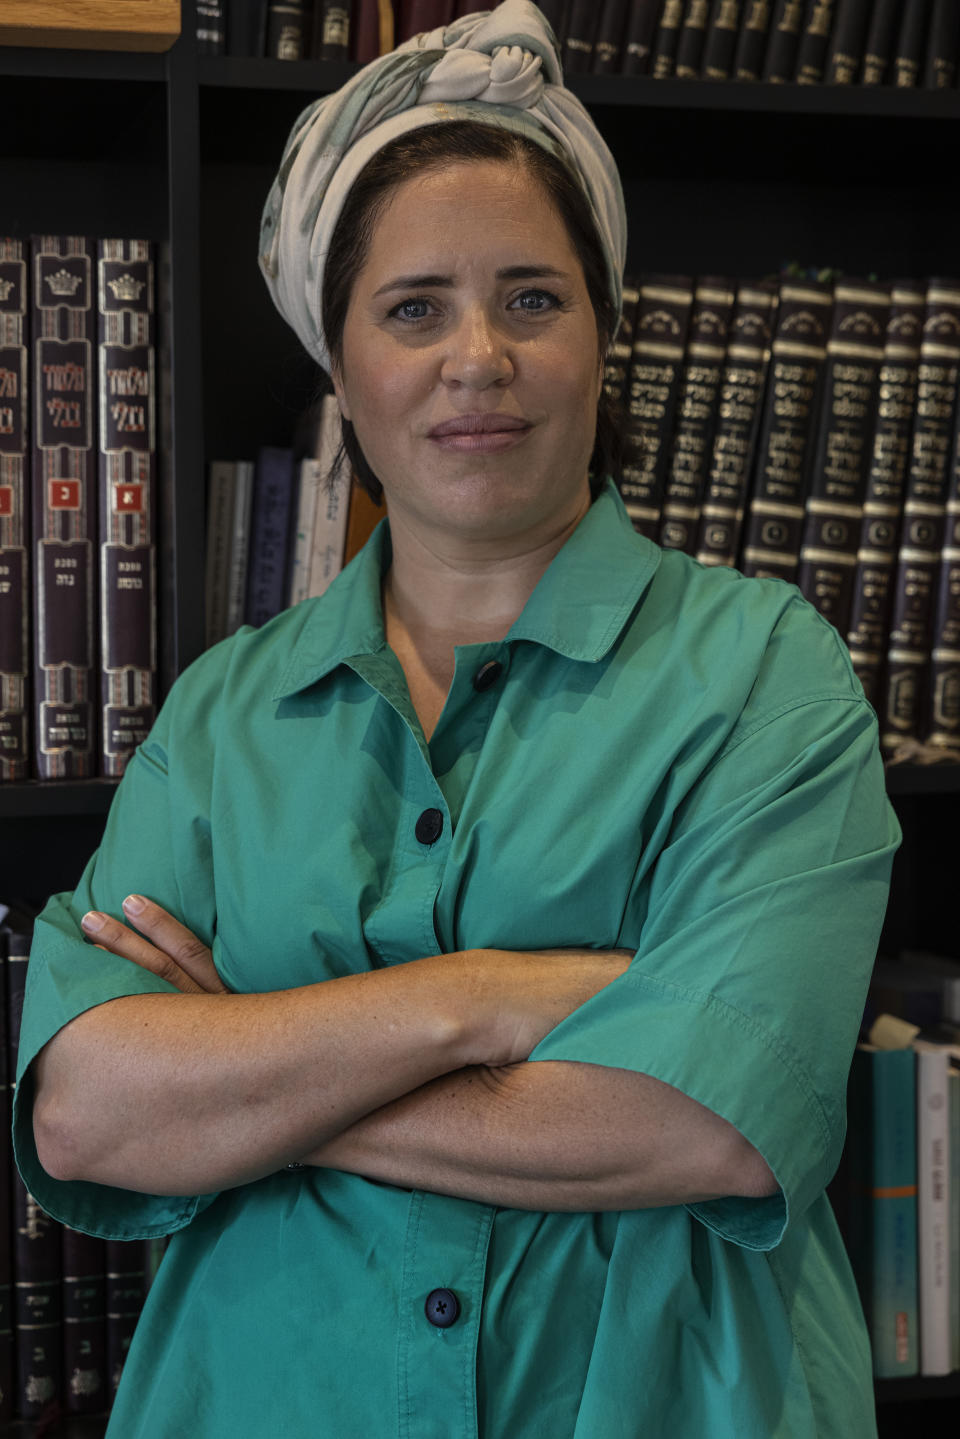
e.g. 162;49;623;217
15;481;900;1438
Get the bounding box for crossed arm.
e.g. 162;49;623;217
32;897;778;1211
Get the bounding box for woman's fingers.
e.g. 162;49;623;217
119;895;227;993
80;908;206;994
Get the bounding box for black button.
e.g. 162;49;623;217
473;660;503;693
425;1288;460;1329
415;808;444;845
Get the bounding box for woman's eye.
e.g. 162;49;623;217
512;289;559;313
390;298;432;321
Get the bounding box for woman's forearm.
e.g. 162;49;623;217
303;1059;779;1211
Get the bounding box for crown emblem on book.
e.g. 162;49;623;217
45;268;83;298
0;279;12;301
108;272;145;302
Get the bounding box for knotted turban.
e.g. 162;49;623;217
259;0;627;373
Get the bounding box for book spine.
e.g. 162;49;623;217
652;0;686;77
535;0;569;48
62;1228;107;1414
288;460;321;607
226;0;269;55
618;275;695;539
740;280;833;580
893;0;932;88
862;0;904;85
244;447;296;628
951;1069;960;1371
563;0;600;71
915;1043;952;1376
694;280;778;567
797;279;890;637
925;401;960;752
0;930;12;1423
880;279;960;754
105;1240;147;1400
196;0;227;53
733;0;773;78
795;0;836;81
870;1049;920;1377
0;239;29;782
846;282;925;710
659;277;737;553
702;0;743;78
205;461;235;649
602;281;639;408
225;459;255;637
591;0;631;74
825;0;872;83
763;0;806;80
351;0;381;62
924;0;960;88
675;0;712;76
266;0;311;57
31;236;97;781
316;0;350;59
97;240;157;779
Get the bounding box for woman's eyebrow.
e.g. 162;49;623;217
372;264;571;298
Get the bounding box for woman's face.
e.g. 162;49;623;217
332;158;603;553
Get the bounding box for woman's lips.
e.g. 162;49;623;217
427;414;531;453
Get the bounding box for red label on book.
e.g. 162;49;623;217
114;484;144;514
0;486;12;517
49;479;81;510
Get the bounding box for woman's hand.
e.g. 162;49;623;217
80;896;229;995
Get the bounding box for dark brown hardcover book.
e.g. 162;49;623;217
893;0;932;86
926;403;960;752
266;0;311;56
0;239;29;782
226;0;269;55
659;277;737;554
734;0;773;78
763;0;806;79
97;240;157;780
825;0;872;82
675;0;712;76
31;236;97;781
740;279;833;580
702;0;743;78
618;275;695;538
862;0;904;84
797;280;890;636
563;0;601;70
0;928;13;1423
535;0;569;48
602;280;640;407
694;280;778;567
795;0;837;81
924;0;960;88
196;0;227;53
351;0;381;60
398;0;454;43
620;0;666;73
591;0;631;73
846;282;925;708
880;279;960;754
105;1240;148;1399
652;0;686;76
313;0;350;59
62;1228;106;1415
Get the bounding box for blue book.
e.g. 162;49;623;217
244;446;296;629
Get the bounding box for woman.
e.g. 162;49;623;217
16;4;899;1435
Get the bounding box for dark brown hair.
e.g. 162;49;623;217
320;120;623;504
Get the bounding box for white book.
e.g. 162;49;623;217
224;459;254;637
306;394;351;600
287;458;322;607
915;1042;952;1375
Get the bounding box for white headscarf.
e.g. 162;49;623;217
259;0;627;373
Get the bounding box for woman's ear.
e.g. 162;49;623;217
330;365;351;422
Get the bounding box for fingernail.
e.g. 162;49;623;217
81;911;106;934
123;895;146;916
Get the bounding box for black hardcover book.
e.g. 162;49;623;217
651;0;686;76
733;0;773;78
740;279;833;581
105;1240;148;1399
537;0;569;48
0;239;29;782
616;0;663;73
702;0;743;78
925;396;960;752
893;0;932;87
659;277;737;554
880;279;960;754
675;0;712;76
227;0;269;55
862;0;903;84
602;280;640;407
266;0;312;57
314;0;350;59
197;0;227;53
796;279;890;637
825;0;871;83
62;1228;107;1415
763;0;806;79
694;280;778;568
591;0;631;73
795;0;837;82
924;0;960;88
846;282;925;709
563;0;600;71
618;275;695;539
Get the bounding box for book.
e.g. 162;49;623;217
591;0;632;73
313;0;350;58
651;0;686;76
825;0;872;83
601;280;639;408
31;235;97;781
0;925;13;1422
62;1228;107;1414
870;952;960;1032
196;0;228;53
96;239;157;780
892;0;932;88
924;0;960;88
925;395;960;753
862;0;904;85
846;281;926;710
351;0;382;60
763;0;806;80
265;0;312;56
702;0;743;79
104;1240;147;1400
675;0;712;76
796;279;889;638
225;460;255;638
0;238;29;783
618;274;695;539
914;1042;953;1375
398;0;454;43
740;279;833;582
563;0;601;71
658;276;737;554
226;0;269;55
733;0;774;78
244;446;297;629
794;0;836;82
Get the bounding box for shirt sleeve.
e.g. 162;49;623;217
12;652;227;1241
527;596;901;1252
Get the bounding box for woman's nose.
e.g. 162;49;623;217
439;306;514;388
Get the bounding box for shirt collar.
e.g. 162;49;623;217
272;480;661;700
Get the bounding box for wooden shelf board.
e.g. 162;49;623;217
0;0;180;53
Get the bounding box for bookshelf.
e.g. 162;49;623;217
1;2;959;1430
